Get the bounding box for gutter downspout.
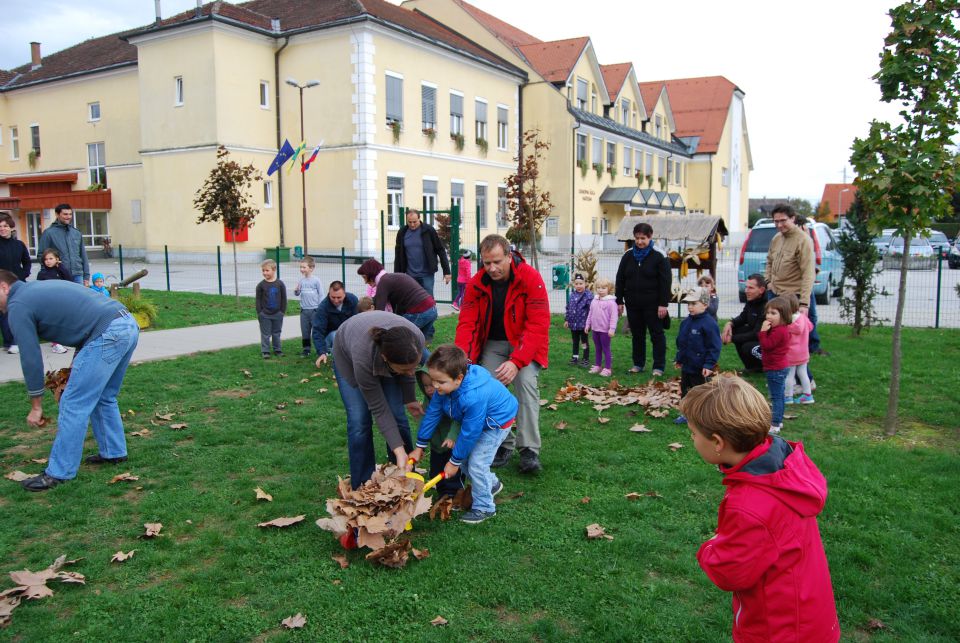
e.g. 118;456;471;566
274;35;290;247
571;118;580;271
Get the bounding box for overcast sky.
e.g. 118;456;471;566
0;0;902;202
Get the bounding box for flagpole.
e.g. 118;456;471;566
286;78;319;256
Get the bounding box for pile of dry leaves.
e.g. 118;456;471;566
0;555;84;628
315;465;432;568
553;379;681;418
44;368;71;403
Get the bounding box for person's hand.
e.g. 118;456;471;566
608;330;615;338
408;447;424;467
761;320;771;332
441;438;455;449
563;321;569;329
494;360;519;385
584;326;591;335
721;323;733;344
674;362;682;370
443;274;452;285
617;304;624;317
702;367;713;378
799;305;809;317
83;279;90;288
393;446;408;468
315;354;328;367
657;306;669;319
405;401;425;417
26;406;44;427
443;461;460;479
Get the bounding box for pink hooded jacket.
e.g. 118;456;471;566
786;313;813;367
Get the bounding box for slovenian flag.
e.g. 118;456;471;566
267;139;295;176
301;145;321;172
286;141;307;175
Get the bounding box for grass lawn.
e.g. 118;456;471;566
0;319;957;641
132;289;301;331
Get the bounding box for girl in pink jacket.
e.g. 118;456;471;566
783;294;814;404
585;277;619;376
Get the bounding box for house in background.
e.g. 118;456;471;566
819;183;857;223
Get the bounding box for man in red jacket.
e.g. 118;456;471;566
455;235;550;473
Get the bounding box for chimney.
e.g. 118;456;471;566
155;0;162;24
30;42;41;69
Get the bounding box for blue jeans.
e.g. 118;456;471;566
460;425;511;513
46;313;139;480
73;275;85;285
332;359;413;489
402;306;438;344
412;273;435;298
765;367;789;426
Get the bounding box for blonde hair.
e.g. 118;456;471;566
358;296;375;312
678;374;770;452
261;259;277;270
594;277;614;293
697;275;716;293
300;256;316;268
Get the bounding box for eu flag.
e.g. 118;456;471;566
267;139;296;176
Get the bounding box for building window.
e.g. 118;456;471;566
591;87;597;113
497;106;508;150
621;100;629;125
421;83;436;131
592;137;602;165
449;92;463;136
259;81;270;109
667;159;672;184
606;142;616;169
655;114;662;139
450;181;464;221
721;167;730;187
635;150;643;177
386;73;403;125
476;184;487;228
675;161;682;185
600;217;609;234
497;186;508;227
29;125;40;156
658;156;666;183
174;76;184;106
74;210;109;248
645;152;653;176
263;181;273;208
623;146;632;176
9;126;18;160
386;176;404;228
87;142;106;187
88;102;101;121
576;133;587;163
475;99;487;144
545;216;559;237
576;78;588;110
422;179;438;221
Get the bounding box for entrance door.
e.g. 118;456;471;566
26;211;42;257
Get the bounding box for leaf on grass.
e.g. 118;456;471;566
299;378;310;384
580;497;590;504
431;615;448;626
310;372;324;378
331;554;349;569
126;409;136;416
169;423;189;430
254;487;273;502
278;373;289;378
30;458;48;464
539;399;549;406
242;370;253;379
585;523;614;540
411;547;430;560
155;413;174;421
109;472;139;484
597;417;610;424
429;496;453;521
111;550;136;563
783;414;798;420
547;404;558;411
142;523;163;538
275;403;287;410
555;421;568;430
667;442;684;451
5;471;32;482
129;429;151;437
593;404;610;412
626;490;663;500
867;618;887;631
365;540;412;568
629;424;651;433
258;515;305;528
294;399;305;405
281;613;307;629
0;595;20;627
317;388;329;394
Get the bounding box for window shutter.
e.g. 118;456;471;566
450;93;463;116
386;76;403;122
423;179;437;194
421;85;436;127
388;176;404;190
475;100;487;123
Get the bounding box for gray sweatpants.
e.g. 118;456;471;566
258;311;284;354
479;339;542;454
299;308;316;352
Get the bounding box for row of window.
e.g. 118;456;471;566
2;125;41;160
385;175;509;229
385;73;510;149
575;133;684;186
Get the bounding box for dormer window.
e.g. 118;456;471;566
576;79;587;110
655;114;663;139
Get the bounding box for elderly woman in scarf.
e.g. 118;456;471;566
614;222;672;375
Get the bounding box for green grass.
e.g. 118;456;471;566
0;319;957;641
129;289;301;330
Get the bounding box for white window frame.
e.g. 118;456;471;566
592;137;602;165
88;102;101;122
87;142;106;187
449;90;464;137
29;123;40;156
73;210;110;248
385;71;404;126
576;78;588;110
386;174;404;229
422;177;438;222
421;82;437;131
475;182;488;229
658;156;666;182
259;80;270;109
496;104;509;150
621;100;629;125
606;142;616;169
635;150;643;177
600;217;608;234
721;167;730;187
9;126;18;160
174;76;184;106
263;181;273;208
497;185;508;227
623;145;632;176
645;152;653;176
545;216;559;238
474;97;488;144
576;133;587;163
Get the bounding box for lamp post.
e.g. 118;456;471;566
285;77;319;255
837;187;851;220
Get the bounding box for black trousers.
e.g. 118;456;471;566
680;371;707;398
735;341;763;372
570;329;590;359
626;306;666;370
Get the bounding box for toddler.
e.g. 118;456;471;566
584;277;618;377
90;272;110;297
255;259;287;358
357;296;375;312
453;249;472;311
414;367;466;500
294;256;323;357
697;274;719;321
37;249;72;353
783;294;814;405
679;375;839;643
563;273;592;366
758;296;792;434
673;287;721;424
409;344;518;525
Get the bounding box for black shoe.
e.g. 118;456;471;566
274;352;284;357
491;446;513;468
262;353;271;360
578;358;590;368
22;473;65;492
518;448;541;474
85;454;128;465
301;350;311;358
569;356;579;366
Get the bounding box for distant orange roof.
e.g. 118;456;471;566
821;183;857;217
454;0;542;49
517;36;589;83
600;63;632;99
653;76;741;155
636;81;664;115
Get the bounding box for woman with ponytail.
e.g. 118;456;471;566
331;310;426;488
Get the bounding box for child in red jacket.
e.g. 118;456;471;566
758;296;792;434
679;375;840;643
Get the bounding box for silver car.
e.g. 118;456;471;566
882;235;936;270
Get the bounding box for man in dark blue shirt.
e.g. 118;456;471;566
393;209;451;297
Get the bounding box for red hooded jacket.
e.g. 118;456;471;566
455;252;550;370
698;436;840;643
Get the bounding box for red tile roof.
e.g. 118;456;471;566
636;81;665;116
453;0;542;50
821;184;857;218
600;63;632;100
653;76;740;155
0;30;138;90
517;36;589;83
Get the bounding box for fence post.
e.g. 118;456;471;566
118;245;124;282
381;210;386;267
341;247;346;284
164;245;171;292
216;246;223;295
935;251;943;329
449;204;460;304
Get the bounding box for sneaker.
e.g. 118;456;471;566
769;424;782;435
588;365;601;374
461;509;495;524
274;352;284;357
21;473;65;492
518;448;541;474
300;350;311;358
85;454;128;465
51;344;68;354
569;356;580;366
599;368;612;377
652;369;664;377
810;379;817;391
451;303;461;312
262;353;271;360
7;345;18;355
798;394;815;404
674;415;688;425
491;446;513;468
578;358;590;367
785;397;795;405
627;365;644;374
492;480;504;497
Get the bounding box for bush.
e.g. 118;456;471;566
118;293;159;327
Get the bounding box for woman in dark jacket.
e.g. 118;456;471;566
0;213;31;353
615;222;672;375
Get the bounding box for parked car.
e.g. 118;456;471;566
882;234;936;270
874;229;898;256
928;230;951;258
737;218;844;305
947;236;960;269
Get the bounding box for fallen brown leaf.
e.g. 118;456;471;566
169;423;189;430
310;372;324;378
4;471;32;482
281;613;307;629
111;550;136;563
299;378;310;384
629;424;651;433
667;442;684;451
242;370;253;379
429;496;453;521
258;515;305;528
411;547;430;560
254;487;273;502
597;417;610;424
365;540;412;568
554;421;568;430
275;403;287;410
867;618;887;631
294;399;305;405
547;404;558;411
30;458;48;464
155;413;174;421
625;492;642;501
317;388;329;394
142;523;163;538
538;399;548;406
108;472;139;484
585;523;614;540
331;554;349;569
783;413;798;420
580;497;590;504
278;373;289;378
431;615;448;626
129;429;151;437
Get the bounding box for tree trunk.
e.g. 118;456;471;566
232;239;240;303
883;236;910;436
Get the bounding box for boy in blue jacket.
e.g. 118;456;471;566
674;287;722;424
409;344;518;524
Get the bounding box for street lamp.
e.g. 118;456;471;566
837;187;851;220
285;77;320;255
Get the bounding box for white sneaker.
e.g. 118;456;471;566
51;344;68;354
6;345;18;354
769;424;782;435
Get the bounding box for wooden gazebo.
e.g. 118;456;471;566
615;215;728;281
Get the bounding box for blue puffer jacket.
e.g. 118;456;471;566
675;311;722;373
416;364;518;467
